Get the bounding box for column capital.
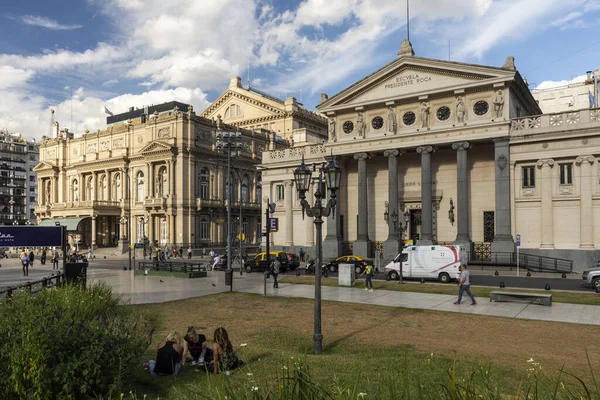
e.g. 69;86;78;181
353;152;370;161
536;158;555;168
576;156;595;165
416;145;434;154
283;180;294;187
451;141;471;151
383;149;400;158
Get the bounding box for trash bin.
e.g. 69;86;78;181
64;262;88;287
225;270;232;286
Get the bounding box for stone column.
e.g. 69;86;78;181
305;180;315;248
492;138;515;253
91;215;97;249
146;163;152;199
577;156;595;249
383;149;401;260
284;180;294;247
58;170;66;203
323;157;343;259
416;146;434;245
353;153;372;257
452;142;472;250
510;162;516;238
537;159;555;249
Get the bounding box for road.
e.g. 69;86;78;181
0;258;592;293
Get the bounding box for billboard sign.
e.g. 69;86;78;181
0;227;64;247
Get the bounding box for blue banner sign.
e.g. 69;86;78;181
0;226;64;247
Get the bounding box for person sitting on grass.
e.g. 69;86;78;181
183;326;213;366
146;331;184;377
206;327;245;374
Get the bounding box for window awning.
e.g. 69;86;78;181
38;217;90;231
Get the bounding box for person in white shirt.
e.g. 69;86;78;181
454;264;477;305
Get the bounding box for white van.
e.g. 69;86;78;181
384;245;466;283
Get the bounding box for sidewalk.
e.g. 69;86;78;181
86;268;600;326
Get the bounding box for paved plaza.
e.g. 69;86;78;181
1;257;599;326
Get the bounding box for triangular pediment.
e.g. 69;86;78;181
32;161;57;172
139;141;173;154
319;56;516;111
202;89;284;122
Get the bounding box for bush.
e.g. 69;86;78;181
0;282;152;399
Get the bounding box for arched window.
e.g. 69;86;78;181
224;104;243;118
115;173;122;201
158;166;168;197
86;176;93;201
136;171;145;202
255;176;262;203
100;175;107;201
241;174;249;203
199;167;209;200
225;173;238;202
72;179;79;202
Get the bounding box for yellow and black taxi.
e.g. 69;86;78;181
244;251;292;273
324;255;374;274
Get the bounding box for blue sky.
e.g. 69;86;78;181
1;0;599;138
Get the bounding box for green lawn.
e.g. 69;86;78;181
279;275;600;306
124;292;600;399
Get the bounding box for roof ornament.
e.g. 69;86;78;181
398;39;415;57
502;56;516;70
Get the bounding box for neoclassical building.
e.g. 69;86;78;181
202;76;328;143
260;40;600;271
34;101;283;251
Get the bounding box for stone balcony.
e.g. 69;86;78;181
265;144;326;163
50;200;121;211
34;204;51;215
510;108;600;135
196;197;223;211
144;197;167;209
231;201;261;211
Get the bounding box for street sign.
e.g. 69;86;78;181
237;233;246;241
0;226;64;247
268;217;278;232
516;234;521;247
134;243;144;249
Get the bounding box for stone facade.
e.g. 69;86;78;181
34;104;281;251
258;45;600;271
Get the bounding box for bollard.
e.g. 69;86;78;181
561;273;567;279
526;271;531;277
296;271;300;277
420;278;425;284
122;266;127;270
494;270;499;276
500;281;505;288
595;286;600;294
545;283;551;291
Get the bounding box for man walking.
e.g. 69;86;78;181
298;247;305;262
361;264;374;292
454;264;477;305
270;255;281;289
188;246;193;259
52;249;59;270
21;250;29;276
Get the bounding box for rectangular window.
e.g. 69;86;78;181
559;163;573;185
200;219;209;240
276;184;284;201
522;166;535;188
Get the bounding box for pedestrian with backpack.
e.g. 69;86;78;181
361;264;374;292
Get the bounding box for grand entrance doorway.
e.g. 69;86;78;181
409;209;422;243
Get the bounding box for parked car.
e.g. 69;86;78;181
244;251;289;273
287;253;300;270
582;265;600;289
324;255;373;275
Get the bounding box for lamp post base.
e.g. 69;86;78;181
118;238;129;254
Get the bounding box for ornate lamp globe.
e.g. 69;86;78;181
323;158;341;193
293;157;312;195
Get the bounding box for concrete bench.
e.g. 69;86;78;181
490;291;552;306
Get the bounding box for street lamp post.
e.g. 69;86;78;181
293;155;341;354
215;123;243;291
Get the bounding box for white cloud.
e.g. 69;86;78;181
534;74;588;91
0;66;35;89
20;15;83;30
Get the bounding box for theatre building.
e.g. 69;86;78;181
34;102;280;252
259;40;600;271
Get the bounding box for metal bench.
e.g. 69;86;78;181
490;291;552;306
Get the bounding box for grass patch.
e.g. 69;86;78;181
126;292;600;399
279;275;600;306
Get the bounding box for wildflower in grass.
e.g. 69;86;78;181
527;358;534;363
358;393;368;398
240;343;247;347
251;386;259;392
247;373;253;376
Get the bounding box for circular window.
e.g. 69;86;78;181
403;111;416;126
343;121;354;134
474;101;489;116
371;116;384;130
436;106;451;121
